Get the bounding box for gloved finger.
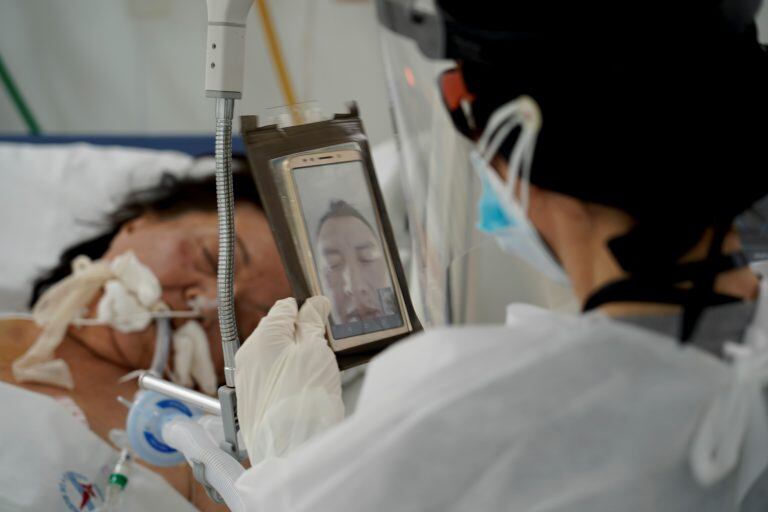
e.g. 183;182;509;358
237;298;298;367
253;297;298;339
295;296;331;344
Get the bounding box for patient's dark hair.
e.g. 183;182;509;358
316;199;376;236
29;157;261;306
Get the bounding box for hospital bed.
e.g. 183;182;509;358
0;134;246;157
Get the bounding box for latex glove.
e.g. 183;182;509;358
235;296;344;463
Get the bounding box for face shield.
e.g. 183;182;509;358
376;0;576;326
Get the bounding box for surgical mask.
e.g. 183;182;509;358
12;251;217;393
470;96;570;285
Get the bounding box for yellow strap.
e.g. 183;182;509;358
255;0;302;124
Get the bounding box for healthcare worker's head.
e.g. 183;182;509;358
31;167;290;377
316;200;390;325
382;0;768;338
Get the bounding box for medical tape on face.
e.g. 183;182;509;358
12;251;201;390
13;255;113;390
72;255;206;330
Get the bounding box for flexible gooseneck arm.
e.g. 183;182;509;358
131;0;254;489
214;96;239;387
213;96;246;459
205;0;254;460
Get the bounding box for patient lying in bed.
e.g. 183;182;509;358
0;159;290;511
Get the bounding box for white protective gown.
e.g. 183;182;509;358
235;303;768;511
0;383;197;512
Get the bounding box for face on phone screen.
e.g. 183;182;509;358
292;159;404;339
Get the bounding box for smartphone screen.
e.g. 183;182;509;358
291;160;405;340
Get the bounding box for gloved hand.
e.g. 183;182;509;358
235;296;344;463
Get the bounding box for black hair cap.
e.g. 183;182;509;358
437;0;768;263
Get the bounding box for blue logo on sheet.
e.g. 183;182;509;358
59;471;103;511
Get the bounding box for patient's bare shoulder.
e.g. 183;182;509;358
0;319;38;369
0;319;135;438
0;319;227;511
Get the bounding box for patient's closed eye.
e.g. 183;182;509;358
196;240;217;274
323;251;344;270
357;243;381;263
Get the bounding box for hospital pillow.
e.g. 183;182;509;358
0;142;194;311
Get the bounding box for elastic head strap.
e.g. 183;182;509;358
680;223;732;341
475;96;542;212
584;245;748;342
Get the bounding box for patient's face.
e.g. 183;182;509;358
317;215;390;324
71;202;290;379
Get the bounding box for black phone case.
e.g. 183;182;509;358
241;103;422;370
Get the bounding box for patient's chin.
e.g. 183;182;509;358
69;315;225;385
113;327;157;369
68;322;156;370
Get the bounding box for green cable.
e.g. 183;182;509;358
0;53;41;135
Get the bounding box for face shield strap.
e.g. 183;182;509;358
584;226;748;342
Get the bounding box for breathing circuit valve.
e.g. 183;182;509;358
126;390;203;467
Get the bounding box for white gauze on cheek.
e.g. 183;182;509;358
171;320;218;396
94;251;162;332
109;251;162;308
96;280;153;333
14;251;171;390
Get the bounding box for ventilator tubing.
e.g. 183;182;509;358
163;416;247;512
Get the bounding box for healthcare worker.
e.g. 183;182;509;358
230;1;768;510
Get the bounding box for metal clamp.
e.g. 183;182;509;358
191;459;224;504
218;385;248;460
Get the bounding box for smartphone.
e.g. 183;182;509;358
283;149;413;352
